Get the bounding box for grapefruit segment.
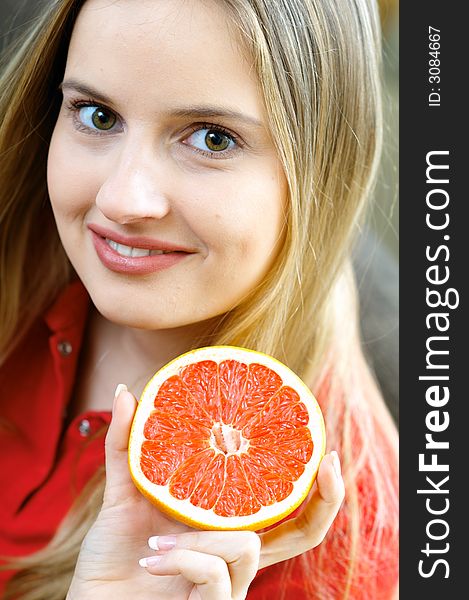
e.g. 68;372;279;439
251;428;314;463
168;448;215;500
189;453;226;510
241;453;292;505
219;360;249;423
247;446;306;481
179;360;220;422
128;346;326;531
153;375;213;427
140;438;209;485
242;387;309;438
214;455;261;517
143;412;210;442
232;363;283;429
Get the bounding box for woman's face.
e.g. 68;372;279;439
47;0;287;330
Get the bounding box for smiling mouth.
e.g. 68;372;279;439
89;228;191;275
105;238;177;257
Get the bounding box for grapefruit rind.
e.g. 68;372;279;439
128;345;326;531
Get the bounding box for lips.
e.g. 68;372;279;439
88;224;194;275
88;224;193;253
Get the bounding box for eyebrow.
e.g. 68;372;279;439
169;107;263;129
59;79;264;128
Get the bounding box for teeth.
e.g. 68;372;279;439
131;247;152;257
108;240;132;256
106;239;170;257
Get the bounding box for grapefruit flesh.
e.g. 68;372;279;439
128;346;326;530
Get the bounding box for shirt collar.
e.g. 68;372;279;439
43;279;90;334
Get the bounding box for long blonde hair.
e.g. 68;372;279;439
0;1;397;598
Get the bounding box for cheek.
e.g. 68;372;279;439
202;171;286;268
47;125;99;218
234;173;286;256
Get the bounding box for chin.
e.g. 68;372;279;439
94;301;178;330
90;294;213;332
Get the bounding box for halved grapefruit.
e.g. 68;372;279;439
128;346;325;531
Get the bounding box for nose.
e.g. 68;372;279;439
95;139;171;224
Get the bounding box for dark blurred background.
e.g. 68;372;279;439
0;0;399;424
355;1;399;423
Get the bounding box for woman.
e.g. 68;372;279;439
0;0;398;598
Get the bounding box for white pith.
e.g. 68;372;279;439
210;423;249;455
106;238;172;257
129;345;326;530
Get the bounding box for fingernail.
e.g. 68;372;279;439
331;451;342;478
139;555;163;568
148;535;176;551
114;383;128;399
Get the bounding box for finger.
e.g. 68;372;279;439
103;384;138;503
139;549;232;600
146;531;260;599
259;451;345;569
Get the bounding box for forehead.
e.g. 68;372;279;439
65;0;261;117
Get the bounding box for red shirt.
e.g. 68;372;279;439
0;282;110;590
0;282;398;598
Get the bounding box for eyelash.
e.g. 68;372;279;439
64;98;243;158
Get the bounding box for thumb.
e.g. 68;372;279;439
103;384;138;504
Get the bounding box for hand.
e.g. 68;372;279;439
67;386;344;600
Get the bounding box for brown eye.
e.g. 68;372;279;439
90;108;116;130
77;105;117;131
184;126;237;155
205;130;231;152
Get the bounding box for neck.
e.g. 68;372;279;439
80;306;223;404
